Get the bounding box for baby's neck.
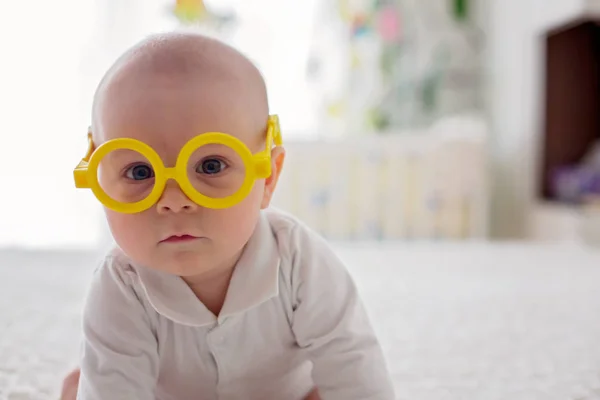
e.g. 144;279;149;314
186;268;234;317
181;251;242;317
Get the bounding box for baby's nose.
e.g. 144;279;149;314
156;181;198;214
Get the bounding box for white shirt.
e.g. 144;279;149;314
77;209;395;400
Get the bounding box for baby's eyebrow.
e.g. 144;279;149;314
104;149;149;163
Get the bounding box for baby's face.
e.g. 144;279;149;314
97;74;276;278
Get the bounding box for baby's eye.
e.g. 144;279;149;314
197;158;227;175
125;164;154;181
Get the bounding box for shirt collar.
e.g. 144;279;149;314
134;211;280;327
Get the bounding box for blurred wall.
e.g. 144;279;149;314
485;0;600;238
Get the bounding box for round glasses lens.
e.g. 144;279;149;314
185;142;247;200
97;148;156;205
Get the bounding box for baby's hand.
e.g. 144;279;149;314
304;388;320;400
60;368;80;400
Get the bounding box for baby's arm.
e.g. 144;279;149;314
288;226;395;400
77;257;159;400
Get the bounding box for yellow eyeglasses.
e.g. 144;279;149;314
73;115;282;214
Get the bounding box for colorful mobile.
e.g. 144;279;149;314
172;0;235;27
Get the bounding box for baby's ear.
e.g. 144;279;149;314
261;146;285;209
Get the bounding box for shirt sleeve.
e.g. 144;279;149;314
288;225;395;400
77;256;159;400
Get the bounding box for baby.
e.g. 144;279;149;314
63;31;395;400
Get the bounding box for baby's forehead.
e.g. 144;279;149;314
96;71;267;153
92;32;269;150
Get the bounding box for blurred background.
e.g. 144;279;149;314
2;0;600;399
2;0;600;249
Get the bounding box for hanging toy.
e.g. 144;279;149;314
172;0;235;28
351;13;371;38
174;0;209;24
376;6;401;43
337;0;353;23
452;0;468;22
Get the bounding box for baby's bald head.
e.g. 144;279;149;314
91;32;269;152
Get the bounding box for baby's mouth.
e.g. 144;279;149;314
160;234;201;243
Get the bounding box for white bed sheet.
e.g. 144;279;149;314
1;242;600;399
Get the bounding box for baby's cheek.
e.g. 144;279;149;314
208;197;260;246
105;211;155;258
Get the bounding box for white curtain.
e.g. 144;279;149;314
0;0;321;249
0;0;100;249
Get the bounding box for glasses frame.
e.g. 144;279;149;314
73;115;282;213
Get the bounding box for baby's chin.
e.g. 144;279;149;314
149;246;218;277
118;240;211;276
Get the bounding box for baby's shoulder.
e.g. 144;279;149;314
92;246;141;288
264;208;320;252
264;207;303;235
263;208;351;303
263;207;335;267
